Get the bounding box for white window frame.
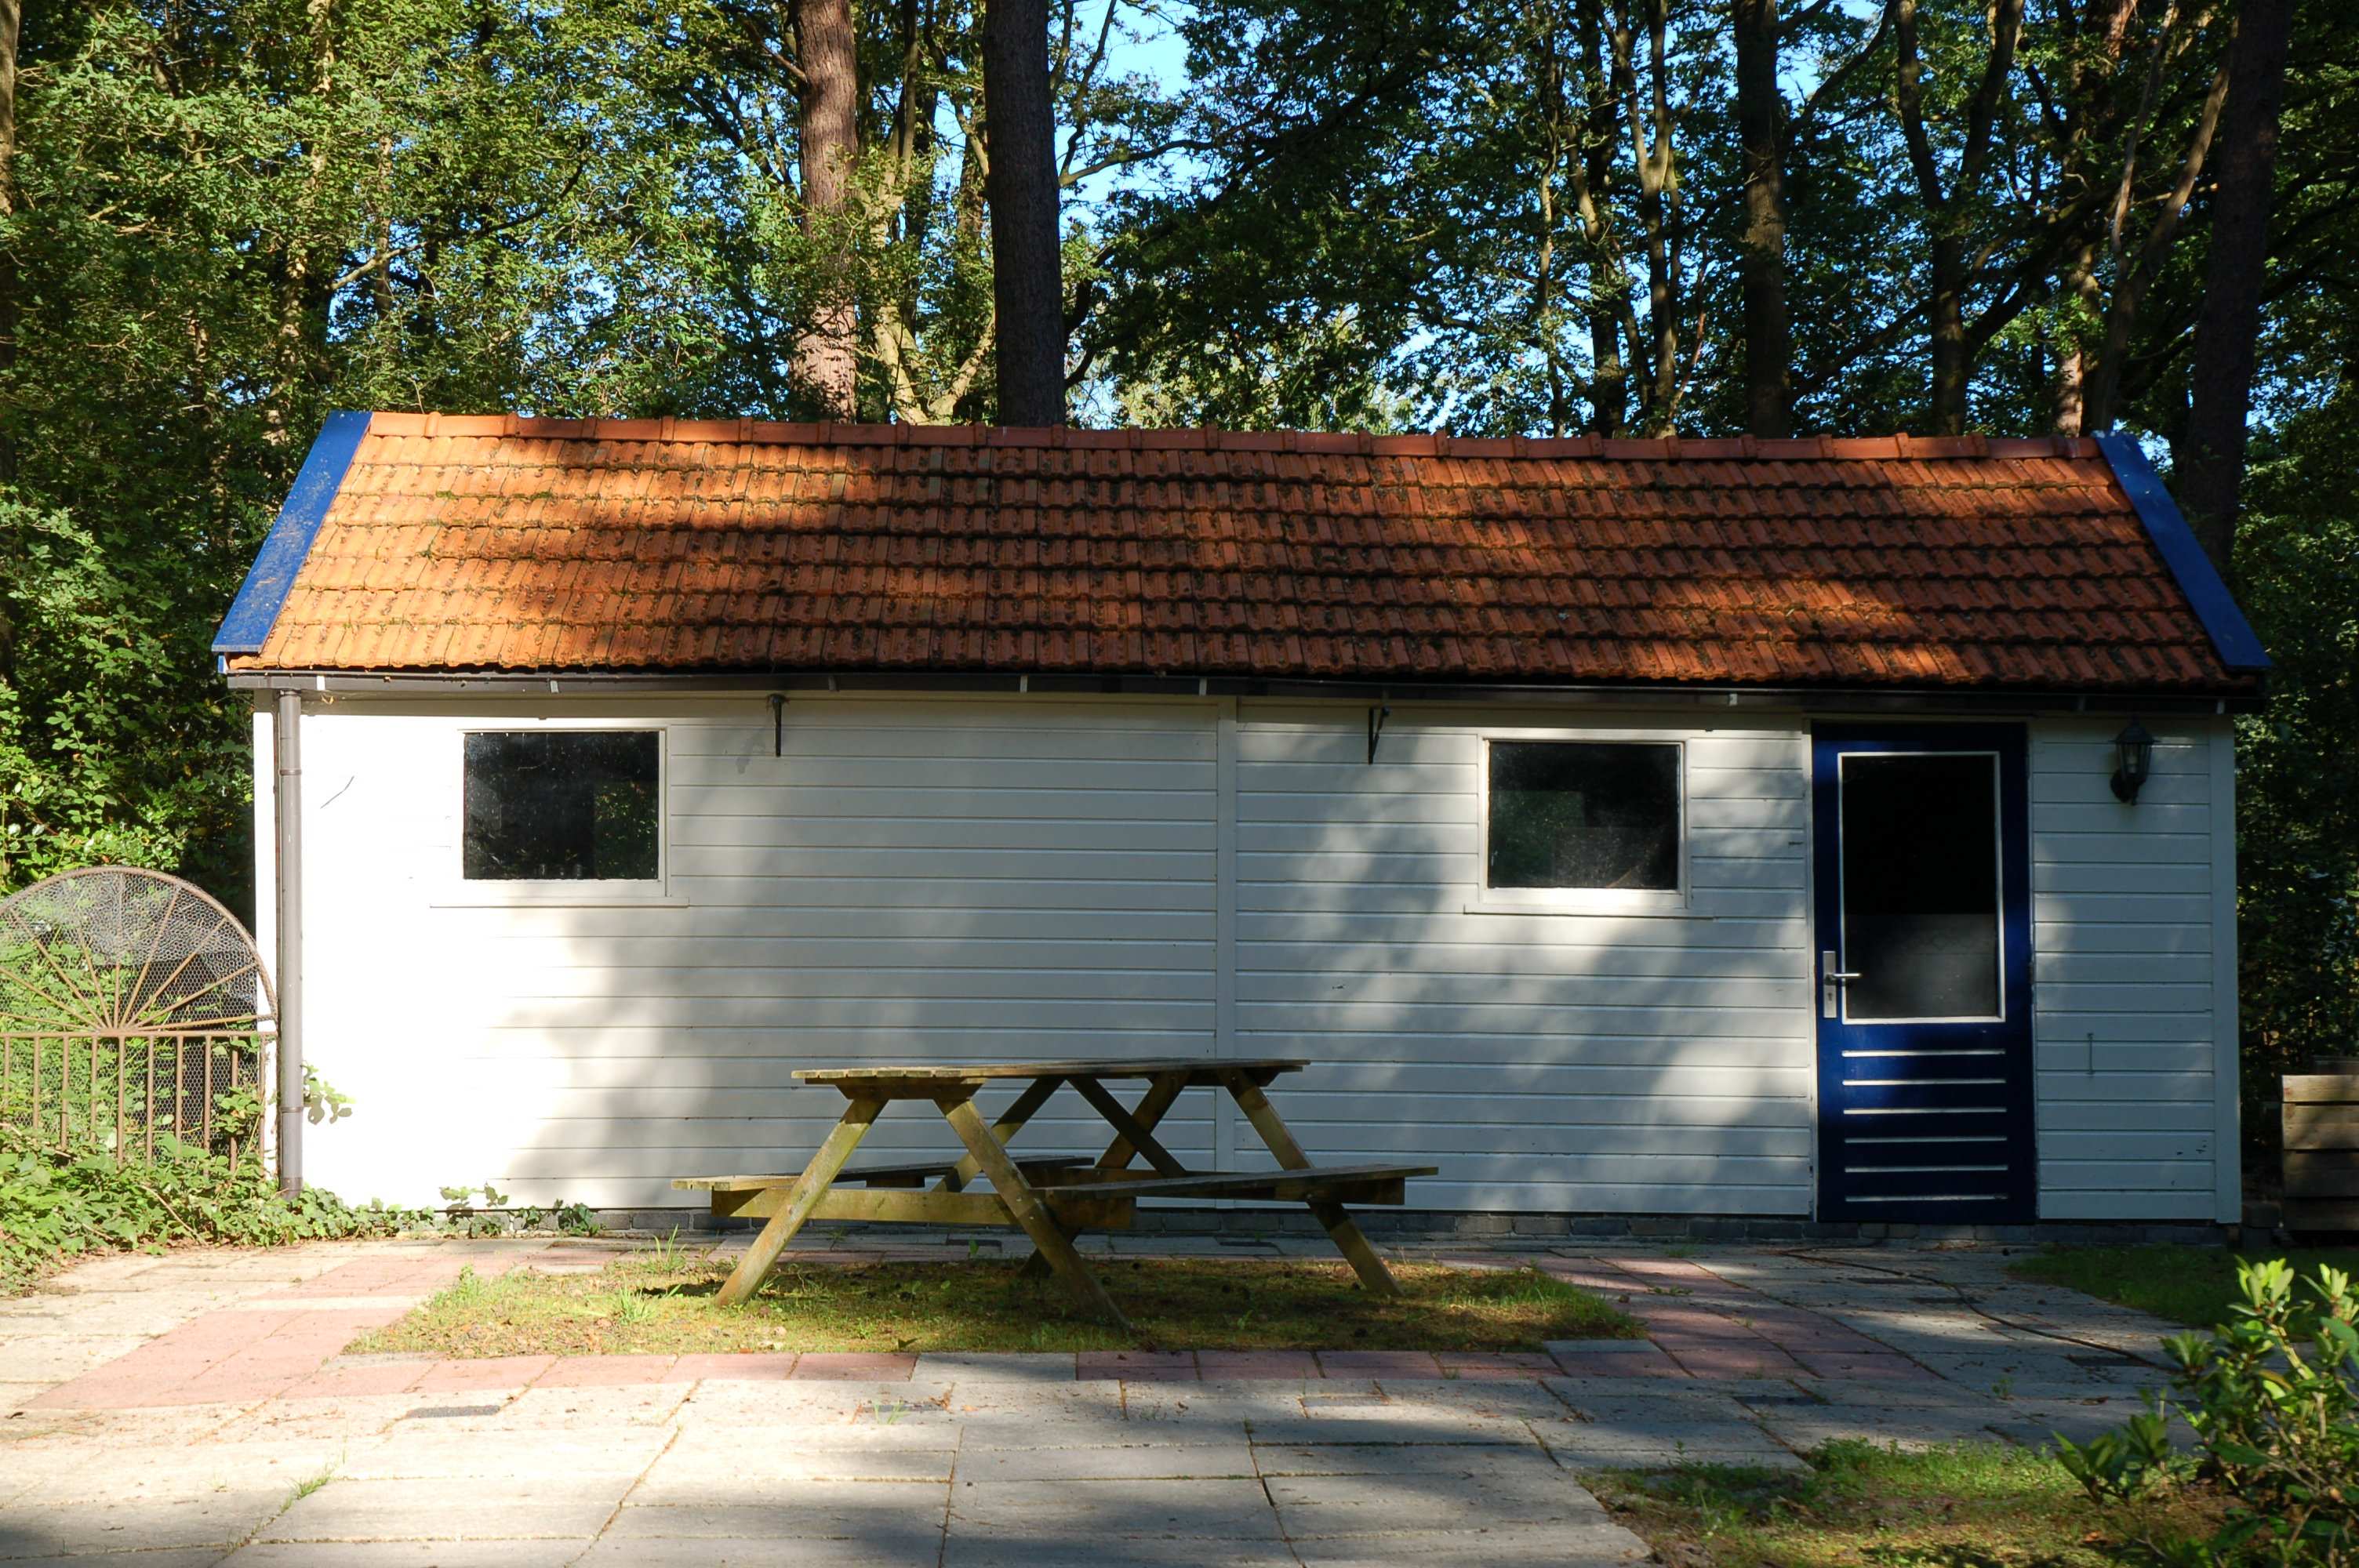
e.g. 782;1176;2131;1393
434;720;682;907
1469;731;1692;916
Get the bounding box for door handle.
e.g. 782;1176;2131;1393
1821;950;1859;1018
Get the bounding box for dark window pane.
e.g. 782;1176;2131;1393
463;731;660;881
1488;742;1680;891
1841;753;2000;1019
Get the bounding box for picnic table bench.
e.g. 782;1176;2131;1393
675;1057;1435;1334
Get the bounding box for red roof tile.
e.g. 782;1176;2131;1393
226;415;2255;694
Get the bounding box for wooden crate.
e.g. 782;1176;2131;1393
2284;1070;2359;1231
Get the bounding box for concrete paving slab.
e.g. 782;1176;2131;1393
1252;1443;1562;1477
0;1553;226;1568
948;1477;1282;1537
604;1491;947;1544
342;1427;674;1481
225;1543;583;1566
1289;1520;1652;1566
954;1441;1259;1482
259;1479;622;1542
463;1385;690;1428
582;1541;954;1567
0;1488;285;1558
918;1352;1075;1384
942;1539;1294;1568
0;1337;162;1385
1270;1469;1613;1531
1241;1412;1538;1446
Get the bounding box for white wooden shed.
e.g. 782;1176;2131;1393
215;414;2266;1232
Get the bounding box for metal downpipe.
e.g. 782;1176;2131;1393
273;689;304;1196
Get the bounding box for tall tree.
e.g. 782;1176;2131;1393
1731;0;1789;436
1890;0;2023;434
1;0;20;441
793;0;861;419
2179;0;2292;575
1613;0;1685;430
983;0;1067;423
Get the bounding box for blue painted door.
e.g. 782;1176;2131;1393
1812;724;2035;1223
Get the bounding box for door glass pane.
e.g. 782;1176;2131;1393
1840;753;2000;1020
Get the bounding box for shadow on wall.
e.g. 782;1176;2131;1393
354;699;1825;1225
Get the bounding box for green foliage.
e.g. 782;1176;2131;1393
2057;1258;2359;1566
0;1126;427;1291
302;1067;354;1127
433;1182;600;1237
2234;394;2359;1151
2055;1392;2177;1505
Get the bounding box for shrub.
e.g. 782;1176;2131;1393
2057;1258;2359;1565
0;1125;428;1290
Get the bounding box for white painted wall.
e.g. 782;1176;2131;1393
251;692;2235;1221
2030;717;2238;1222
1228;706;1815;1215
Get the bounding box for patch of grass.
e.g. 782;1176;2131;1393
2008;1245;2359;1330
1590;1439;2226;1568
286;1457;340;1505
351;1255;1643;1356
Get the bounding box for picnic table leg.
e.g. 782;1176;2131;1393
1019;1070;1190;1281
934;1075;1064;1192
713;1096;883;1308
940;1094;1138;1337
1219;1069;1404;1298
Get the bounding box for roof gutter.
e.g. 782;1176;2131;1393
2093;432;2270;678
221;666;2259;717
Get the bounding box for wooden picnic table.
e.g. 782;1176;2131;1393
675;1057;1436;1335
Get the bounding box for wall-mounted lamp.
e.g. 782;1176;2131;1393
769;692;787;757
2110;718;2154;804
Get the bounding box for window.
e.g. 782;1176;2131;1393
462;731;660;882
1483;739;1684;906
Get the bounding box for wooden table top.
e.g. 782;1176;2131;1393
794;1057;1307;1087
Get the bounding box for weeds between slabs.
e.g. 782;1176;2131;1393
352;1254;1641;1356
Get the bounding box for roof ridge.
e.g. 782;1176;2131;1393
360;411;2097;461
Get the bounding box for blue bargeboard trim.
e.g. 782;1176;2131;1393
2092;431;2270;675
212;411;373;657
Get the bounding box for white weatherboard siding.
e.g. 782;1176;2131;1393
253;694;2234;1221
269;696;1219;1211
2030;717;2236;1222
1230;708;1814;1215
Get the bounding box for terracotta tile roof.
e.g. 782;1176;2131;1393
220;413;2262;695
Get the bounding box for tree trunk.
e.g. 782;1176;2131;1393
0;0;19;224
1732;0;1790;437
1;0;21;456
1615;0;1681;429
2179;0;2292;577
1572;0;1627;435
1927;233;1969;434
793;0;860;422
1894;0;2021;436
983;0;1066;426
